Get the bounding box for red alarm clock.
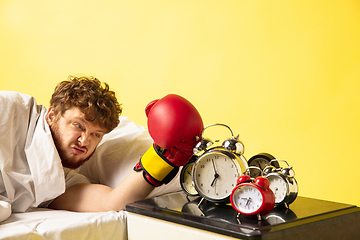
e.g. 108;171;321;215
230;167;275;220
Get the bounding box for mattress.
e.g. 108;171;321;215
0;207;127;240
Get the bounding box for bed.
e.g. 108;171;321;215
0;116;182;240
0;207;127;240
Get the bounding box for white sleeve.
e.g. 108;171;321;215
37;169;90;209
64;168;91;189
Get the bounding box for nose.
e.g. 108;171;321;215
78;132;90;147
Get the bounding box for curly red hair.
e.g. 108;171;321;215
50;75;122;133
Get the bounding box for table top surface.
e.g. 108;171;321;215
126;191;359;239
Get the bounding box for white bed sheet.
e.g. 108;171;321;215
0;207;127;240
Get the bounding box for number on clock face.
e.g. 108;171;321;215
193;152;240;201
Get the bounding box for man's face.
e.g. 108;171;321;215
46;106;106;169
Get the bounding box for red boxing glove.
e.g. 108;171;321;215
146;94;204;166
134;94;203;187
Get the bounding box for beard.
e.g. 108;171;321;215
50;121;93;169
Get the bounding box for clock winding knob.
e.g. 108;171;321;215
193;138;214;154
237;175;251;185
222;135;244;155
255;176;270;189
263;166;276;175
282;166;295;177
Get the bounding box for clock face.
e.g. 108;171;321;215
180;162;198;196
248;158;270;177
193;151;240;202
267;174;288;204
231;185;263;214
247;153;277;178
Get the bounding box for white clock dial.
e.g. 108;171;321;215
267;175;288;204
180;162;198;196
193;151;240;202
232;185;263;214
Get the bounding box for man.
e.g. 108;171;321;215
0;75;203;221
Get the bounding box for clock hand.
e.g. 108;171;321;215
245;197;251;206
210;172;219;187
211;177;216;187
211;159;218;174
273;187;278;197
210;158;220;187
240;197;251;206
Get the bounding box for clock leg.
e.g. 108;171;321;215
278;202;289;209
257;213;262;221
197;197;205;207
236;216;242;225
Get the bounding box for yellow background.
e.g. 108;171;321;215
1;1;359;206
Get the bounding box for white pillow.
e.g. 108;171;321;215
77;116;181;198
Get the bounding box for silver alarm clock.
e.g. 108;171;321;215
263;159;298;208
183;123;248;203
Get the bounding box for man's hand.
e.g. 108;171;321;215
134;94;203;187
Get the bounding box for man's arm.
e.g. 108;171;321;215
49;94;203;212
48;170;154;212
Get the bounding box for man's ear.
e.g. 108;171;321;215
46;106;57;126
